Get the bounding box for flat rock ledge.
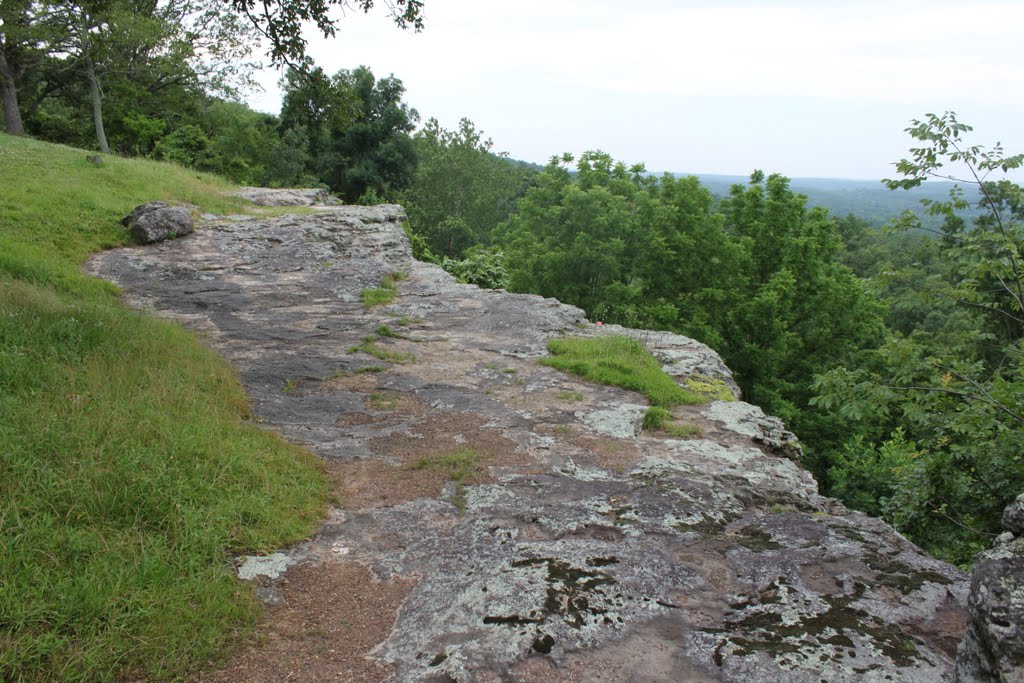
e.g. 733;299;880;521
87;199;968;683
228;186;342;206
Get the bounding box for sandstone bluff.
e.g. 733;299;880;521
88;196;970;682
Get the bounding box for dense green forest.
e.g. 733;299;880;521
3;0;1022;572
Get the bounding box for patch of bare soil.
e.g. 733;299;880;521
336;412;380;426
194;561;416;683
326;459;451;510
327;411;532;511
504;617;717;683
536;423;644;471
367;411;525;466
321;372;381;393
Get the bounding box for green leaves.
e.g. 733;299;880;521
817;113;1024;566
401;118;533;258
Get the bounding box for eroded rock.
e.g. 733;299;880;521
87;196;969;683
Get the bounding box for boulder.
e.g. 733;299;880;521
957;494;1024;683
121;201;193;244
1003;493;1024;537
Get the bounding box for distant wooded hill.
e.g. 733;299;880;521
680;173;982;227
505;157;980;227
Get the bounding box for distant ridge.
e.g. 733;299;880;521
504;155;980;226
674;172;982;226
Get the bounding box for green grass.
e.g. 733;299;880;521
328;365;386;380
665;422;704;438
359;271;407;310
643;406;673;430
541;335;706;407
0;135;330;681
393;315;422;326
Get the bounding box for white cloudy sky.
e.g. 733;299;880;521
245;0;1024;180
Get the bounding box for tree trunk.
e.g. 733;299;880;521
0;47;25;136
85;54;109;153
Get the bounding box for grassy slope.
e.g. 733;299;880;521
0;135;330;681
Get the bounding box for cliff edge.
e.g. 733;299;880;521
87;199;968;682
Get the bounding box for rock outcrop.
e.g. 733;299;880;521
88;200;969;682
121;201;193;243
956;493;1024;683
228;186;341;206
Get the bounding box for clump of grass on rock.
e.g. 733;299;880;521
360;271;407;310
541;335;705;407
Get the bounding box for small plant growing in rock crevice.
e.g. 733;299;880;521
360;271;408;310
348;335;415;363
280;377;303;394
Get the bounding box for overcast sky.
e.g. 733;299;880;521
245;0;1024;180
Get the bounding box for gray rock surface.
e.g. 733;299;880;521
228;186;341;206
120;201;193;243
702;400;803;462
579;403;648;439
88;199;969;682
956;494;1024;683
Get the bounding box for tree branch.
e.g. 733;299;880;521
884;383;1024;426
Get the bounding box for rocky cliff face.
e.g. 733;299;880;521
956;493;1024;683
88;199;969;682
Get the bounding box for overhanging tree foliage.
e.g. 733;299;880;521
813;112;1024;565
225;0;424;66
